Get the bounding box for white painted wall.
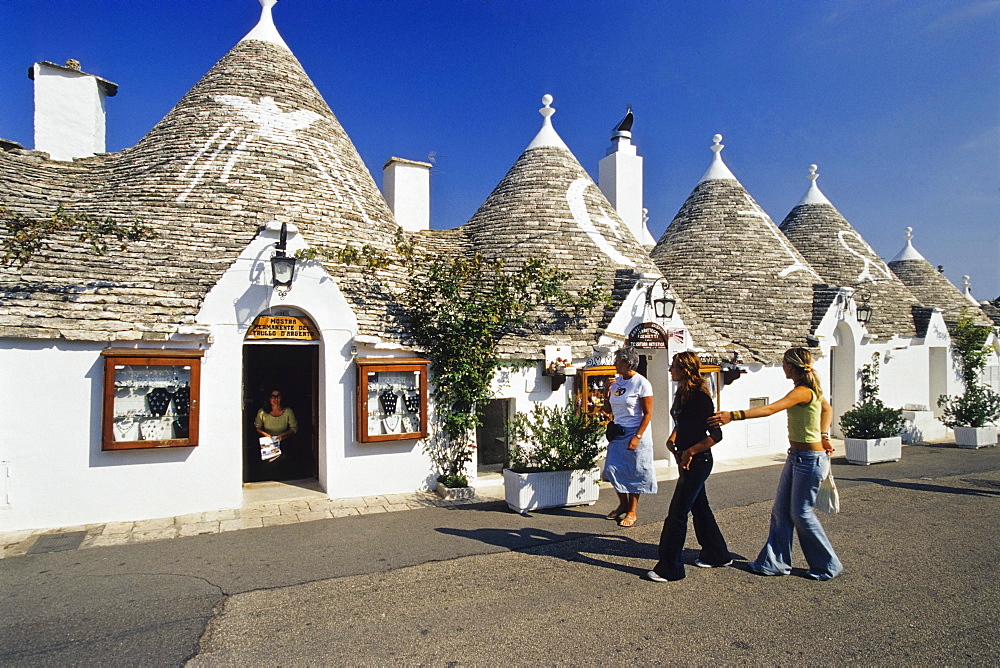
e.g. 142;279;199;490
32;63;109;161
0;340;234;532
382;158;431;232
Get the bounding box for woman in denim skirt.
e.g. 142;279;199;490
602;347;657;527
710;348;842;581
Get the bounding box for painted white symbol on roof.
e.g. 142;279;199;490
567;178;635;267
215;96;321;143
174;96;375;223
738;196;817;279
838;230;892;282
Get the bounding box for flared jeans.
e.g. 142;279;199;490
652;451;730;581
754;449;843;580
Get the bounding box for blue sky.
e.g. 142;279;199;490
2;0;998;298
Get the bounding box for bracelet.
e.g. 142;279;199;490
730;410;746;421
821;432;830;438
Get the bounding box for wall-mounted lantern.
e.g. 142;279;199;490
271;222;297;296
646;277;676;320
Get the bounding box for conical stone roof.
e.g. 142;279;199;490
650;136;826;363
887;228;993;328
460;97;729;357
0;2;400;341
779;166;921;339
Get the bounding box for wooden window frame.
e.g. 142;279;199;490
578;365;616;421
101;348;203;451
356;357;430;443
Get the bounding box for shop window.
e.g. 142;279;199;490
579;365;615;421
101;349;203;450
356;358;430;442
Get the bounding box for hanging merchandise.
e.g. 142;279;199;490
172;386;190;415
379;388;399;414
146;387;173;416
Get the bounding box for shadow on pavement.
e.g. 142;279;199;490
836;477;1000;497
436;525;752;578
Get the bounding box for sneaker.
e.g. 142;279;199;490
646;570;669;582
694;558;733;568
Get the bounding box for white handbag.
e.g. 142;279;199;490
816;469;840;514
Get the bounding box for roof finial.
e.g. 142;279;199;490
540;94;555;118
890;226;925;263
962;275;980;304
240;0;289;50
797;163;831;206
699;134;737;182
525;94;569;151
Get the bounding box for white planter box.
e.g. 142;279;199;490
953;426;998;449
502;468;600;514
845;436;902;465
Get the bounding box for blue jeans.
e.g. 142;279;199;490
652;451;730;581
754;450;843;580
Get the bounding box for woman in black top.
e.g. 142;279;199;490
648;351;731;582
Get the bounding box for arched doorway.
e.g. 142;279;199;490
830;321;857;437
243;308;320;483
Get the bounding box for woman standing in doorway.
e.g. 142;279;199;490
254;389;298;460
603;346;657;527
710;348;842;580
648;351;731;582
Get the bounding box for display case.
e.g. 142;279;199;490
356;358;430;443
101;349;203;450
579;365;616;422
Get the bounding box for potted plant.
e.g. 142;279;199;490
840;353;905;465
938;313;1000;448
503;402;606;514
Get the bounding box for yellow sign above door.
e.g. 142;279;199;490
246;315;319;340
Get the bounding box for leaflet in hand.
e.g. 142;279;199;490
259;436;281;461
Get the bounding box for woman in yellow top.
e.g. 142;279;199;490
710;348;842;580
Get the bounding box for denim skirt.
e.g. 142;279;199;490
602;425;657;494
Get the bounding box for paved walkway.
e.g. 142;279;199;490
0;442;838;558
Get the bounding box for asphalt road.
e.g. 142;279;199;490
2;443;999;665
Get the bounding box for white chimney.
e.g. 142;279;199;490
29;60;117;161
383;157;432;232
598;107;654;247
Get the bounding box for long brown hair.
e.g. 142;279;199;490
672;351;711;405
784;348;823;398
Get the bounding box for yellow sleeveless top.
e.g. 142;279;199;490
787;388;821;443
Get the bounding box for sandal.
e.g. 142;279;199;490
606;508;627;520
618;513;637;527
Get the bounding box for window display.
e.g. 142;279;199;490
101;349;203;450
356;358;430;442
579;365;615;422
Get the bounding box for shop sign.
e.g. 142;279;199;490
246;315;319;340
628;322;669;348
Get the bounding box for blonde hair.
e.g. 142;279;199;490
783;348;823;398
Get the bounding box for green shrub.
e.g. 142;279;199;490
938;386;1000;429
937;312;1000;428
840;398;905;439
508;403;606;472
